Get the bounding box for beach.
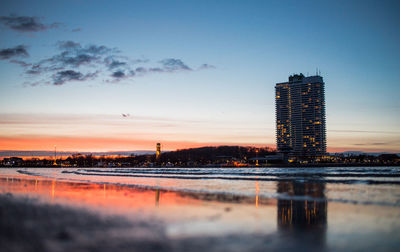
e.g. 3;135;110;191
1;167;400;251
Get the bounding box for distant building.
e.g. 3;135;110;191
275;73;327;158
156;143;161;159
2;157;23;166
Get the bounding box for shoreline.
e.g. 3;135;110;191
1;163;400;168
1;171;400;252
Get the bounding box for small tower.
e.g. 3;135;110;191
53;145;57;166
156;143;161;159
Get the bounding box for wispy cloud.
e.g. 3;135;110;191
103;55;134;71
0;113;204;125
106;58;127;70
354;142;386;146
111;70;125;78
57;40;81;50
108;70;136;82
0;15;60;32
135;67;147;73
50;40;113;68
53;70;98;85
3;39;215;86
20;41;113;85
329;129;400;134
148;67;164;73
198;63;216;70
0;45;29;60
10;59;31;67
160;58;192;71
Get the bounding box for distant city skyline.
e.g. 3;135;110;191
0;0;399;153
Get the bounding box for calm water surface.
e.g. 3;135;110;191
1;166;399;251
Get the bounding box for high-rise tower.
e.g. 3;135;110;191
275;73;326;157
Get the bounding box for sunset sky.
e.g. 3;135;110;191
0;0;399;153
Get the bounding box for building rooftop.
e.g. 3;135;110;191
276;73;323;85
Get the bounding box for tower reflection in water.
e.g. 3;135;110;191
277;181;327;248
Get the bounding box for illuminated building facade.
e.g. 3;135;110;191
275;73;326;157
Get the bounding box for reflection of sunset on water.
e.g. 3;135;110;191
255;179;260;208
0;176;203;211
1;169;399;250
0;174;279;236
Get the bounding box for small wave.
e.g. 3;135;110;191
77;167;400;178
17;169;42;177
62;170;400;185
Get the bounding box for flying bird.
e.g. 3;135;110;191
122;113;130;118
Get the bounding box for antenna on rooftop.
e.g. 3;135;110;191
316;68;322;76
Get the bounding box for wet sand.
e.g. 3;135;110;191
0;192;323;252
0;192;346;252
0;193;168;252
1;170;400;251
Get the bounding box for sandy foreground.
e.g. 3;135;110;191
1;169;400;252
0;193;315;252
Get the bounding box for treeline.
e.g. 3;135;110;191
2;147;399;167
1;146;276;167
159;146;275;163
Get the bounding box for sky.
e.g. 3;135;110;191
0;0;399;153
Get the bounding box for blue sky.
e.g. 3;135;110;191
0;0;399;152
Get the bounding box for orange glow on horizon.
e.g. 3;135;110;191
0;136;397;154
0;136;273;152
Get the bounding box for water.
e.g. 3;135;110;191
1;166;400;251
8;166;400;206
